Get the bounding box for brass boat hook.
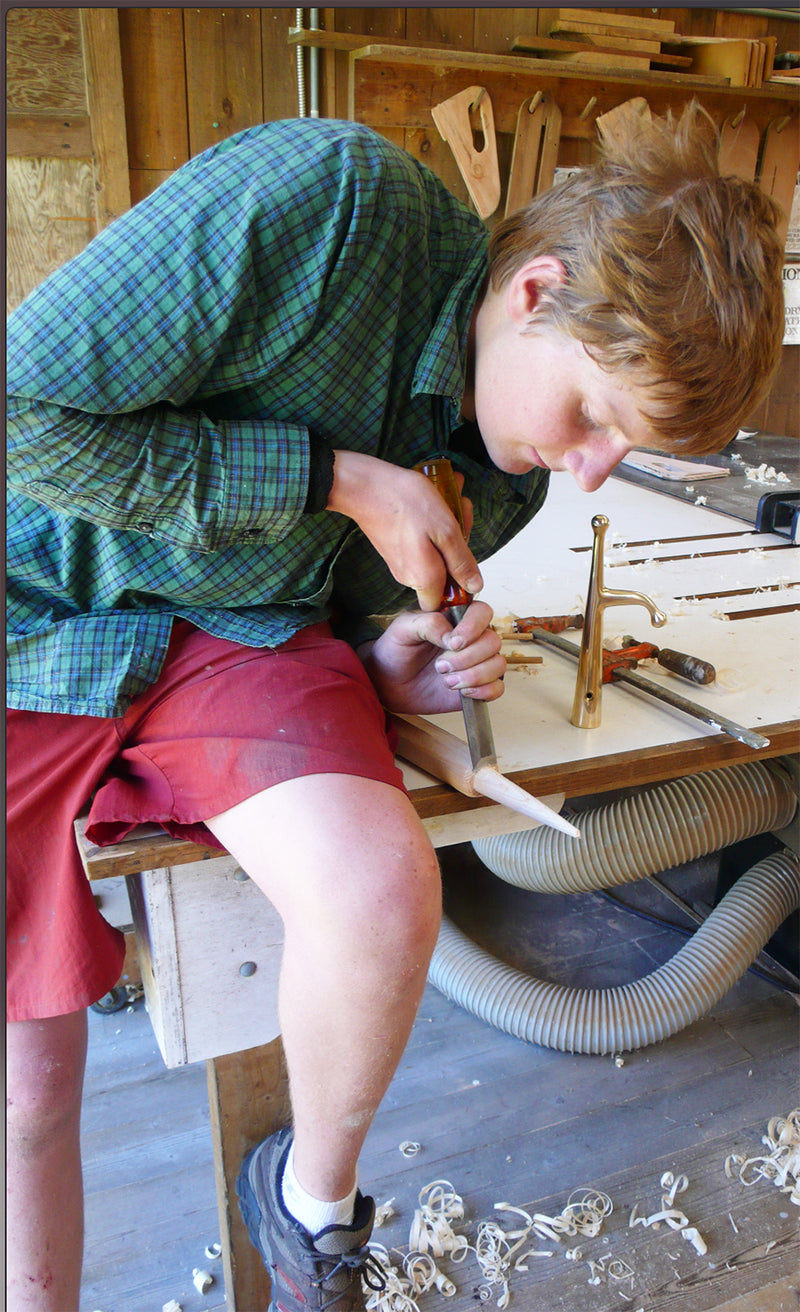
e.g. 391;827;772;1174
572;514;668;729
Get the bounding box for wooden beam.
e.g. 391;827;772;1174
79;8;131;226
6;113;92;158
207;1040;291;1312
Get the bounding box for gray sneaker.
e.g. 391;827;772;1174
236;1128;386;1311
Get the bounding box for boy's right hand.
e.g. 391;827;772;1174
326;450;484;611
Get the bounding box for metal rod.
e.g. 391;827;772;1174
611;667;770;751
647;874;800;992
529;628;769;751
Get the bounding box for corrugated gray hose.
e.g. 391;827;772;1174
429;760;798;1053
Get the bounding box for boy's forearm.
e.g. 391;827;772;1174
6;398;315;551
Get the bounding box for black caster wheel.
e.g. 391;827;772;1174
90;985;129;1014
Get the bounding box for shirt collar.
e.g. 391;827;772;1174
411;250;487;411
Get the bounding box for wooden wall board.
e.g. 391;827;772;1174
406;6;477;51
128;169;175;206
330;5;406;120
118;8;189;173
261;6;304;121
6;7;86;114
183;7;264;158
6;156;95;312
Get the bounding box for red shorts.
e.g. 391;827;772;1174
7;620;405;1022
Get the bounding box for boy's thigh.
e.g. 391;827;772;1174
205;770;439;928
85;620;408;849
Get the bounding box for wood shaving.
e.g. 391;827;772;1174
629;1171;706;1254
364;1244;421;1312
586;1254;634;1286
473;1189;613;1306
375;1198;397;1228
191;1268;214;1293
364;1177;677;1309
366;1182;469;1311
409;1181;469;1261
724;1108;800;1205
203;1241;222;1260
399;1141;421;1158
745;463;790;485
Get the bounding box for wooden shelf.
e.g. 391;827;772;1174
288;28;800;102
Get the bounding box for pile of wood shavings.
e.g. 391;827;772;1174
629;1171;707;1254
364;1182;615;1310
725;1108;800;1205
745;463;790;485
365;1180;469;1311
474;1189;613;1307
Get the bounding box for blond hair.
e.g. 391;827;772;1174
487;101;784;453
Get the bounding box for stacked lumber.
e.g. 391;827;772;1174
661;34;777;89
514;9;780;88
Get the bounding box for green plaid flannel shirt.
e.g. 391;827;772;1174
7;119;548;717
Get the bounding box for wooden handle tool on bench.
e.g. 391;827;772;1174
413;457;580;838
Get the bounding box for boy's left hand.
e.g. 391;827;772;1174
359;601;505;715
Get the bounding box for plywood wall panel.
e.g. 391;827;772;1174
118;8;189;172
6;8;86;114
184;8;264;156
7;156;95;312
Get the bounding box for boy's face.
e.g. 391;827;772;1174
467;258;661;492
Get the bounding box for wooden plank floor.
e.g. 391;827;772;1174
80;843;799;1312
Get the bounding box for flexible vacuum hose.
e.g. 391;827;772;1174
429;760;798;1052
431;852;799;1054
471;760;796;896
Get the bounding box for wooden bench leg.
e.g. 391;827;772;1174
206;1038;291;1312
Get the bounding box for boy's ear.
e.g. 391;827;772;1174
505;256;567;323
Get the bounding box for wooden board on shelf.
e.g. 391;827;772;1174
543;7;677;40
513;32;692;72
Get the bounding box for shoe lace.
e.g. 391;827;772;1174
314;1245;388;1310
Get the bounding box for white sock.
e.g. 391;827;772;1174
281;1141;357;1235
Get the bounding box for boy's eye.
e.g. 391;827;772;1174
580;408;604;432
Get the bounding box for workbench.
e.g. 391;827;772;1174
78;466;799;1311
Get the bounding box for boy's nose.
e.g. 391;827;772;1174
565;435;630;492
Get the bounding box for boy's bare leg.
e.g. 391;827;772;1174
207;773;442;1202
7;1010;88;1311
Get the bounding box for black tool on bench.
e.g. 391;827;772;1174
755;490;800;543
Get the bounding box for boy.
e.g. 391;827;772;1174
6;102;783;1311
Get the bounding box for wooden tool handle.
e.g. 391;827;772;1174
657;648;716;685
393;713;481;796
415;458;471;609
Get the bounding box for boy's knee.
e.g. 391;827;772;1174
6;1015;87;1149
372;833;442;954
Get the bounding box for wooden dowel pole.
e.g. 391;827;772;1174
392;714;580;838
